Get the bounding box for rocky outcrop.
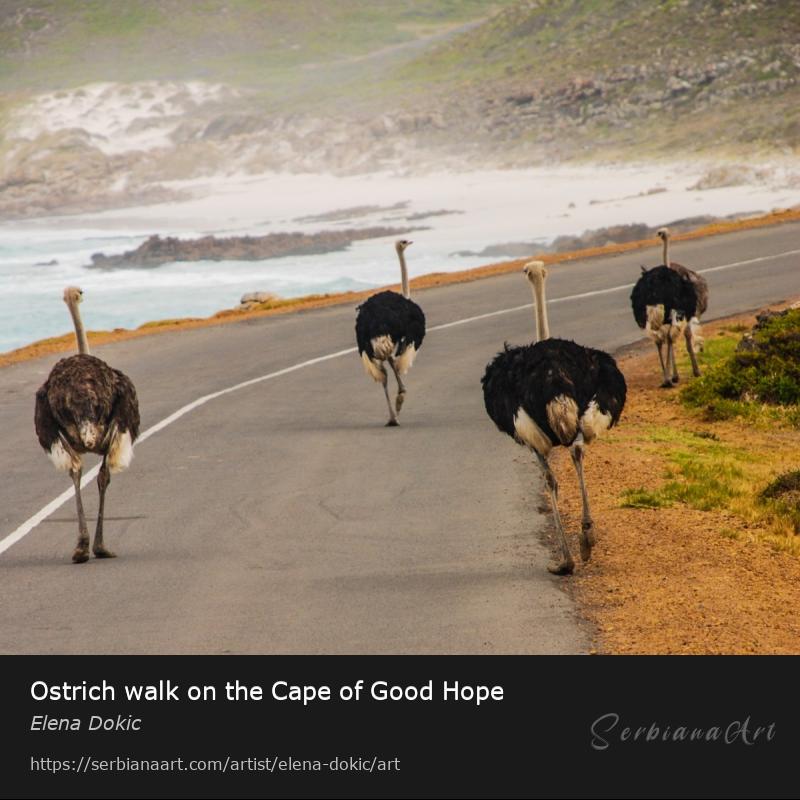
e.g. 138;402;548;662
239;291;281;310
86;227;417;270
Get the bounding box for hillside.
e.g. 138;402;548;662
0;0;798;218
0;1;511;93
400;0;800;158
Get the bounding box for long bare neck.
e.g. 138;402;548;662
529;278;550;342
67;300;90;355
397;248;410;299
662;235;670;266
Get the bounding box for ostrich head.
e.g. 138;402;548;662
522;261;549;342
62;286;89;355
63;286;84;307
657;227;671;265
395;239;413;254
522;260;547;283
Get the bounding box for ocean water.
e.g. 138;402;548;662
1;164;797;353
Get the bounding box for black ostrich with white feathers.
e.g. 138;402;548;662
631;227;708;387
34;287;140;563
355;240;425;426
482;262;626;575
631;264;700;388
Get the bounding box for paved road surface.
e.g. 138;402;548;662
1;223;798;653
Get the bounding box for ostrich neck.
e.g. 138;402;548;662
530;279;550;342
67;301;90;355
662;236;670;266
398;249;410;299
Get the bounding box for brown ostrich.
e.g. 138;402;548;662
34;287;140;563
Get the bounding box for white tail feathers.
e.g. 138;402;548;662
546;395;579;446
48;440;78;473
107;430;134;473
394;343;417;375
514;407;553;456
361;351;386;383
370;335;395;360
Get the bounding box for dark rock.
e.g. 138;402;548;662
86;227;419;270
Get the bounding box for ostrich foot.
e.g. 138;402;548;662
93;546;116;559
72;546;89;564
395;391;406;414
385;419;399;427
692;368;701;378
547;558;575;576
671;376;680;385
659;381;674;389
580;523;596;562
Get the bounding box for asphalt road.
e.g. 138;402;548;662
1;222;798;654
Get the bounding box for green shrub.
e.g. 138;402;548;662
682;309;800;413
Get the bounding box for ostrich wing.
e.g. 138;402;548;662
34;386;60;452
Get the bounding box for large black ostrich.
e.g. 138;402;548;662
355;239;426;426
482;262;626;575
34;287;140;563
657;226;708;377
631;256;699;388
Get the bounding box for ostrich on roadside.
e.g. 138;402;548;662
355;239;426;426
658;226;708;372
631;260;699;388
34;287;140;563
482;262;626;575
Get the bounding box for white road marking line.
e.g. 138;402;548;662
3;246;798;556
428;248;800;329
0;348;356;557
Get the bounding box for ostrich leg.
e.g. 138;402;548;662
70;466;90;564
570;434;595;562
685;326;701;377
536;452;575;575
388;357;407;416
656;342;672;388
668;335;680;384
93;458;115;558
381;364;398;426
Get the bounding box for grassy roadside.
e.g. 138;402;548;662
3;207;800;370
556;305;800;654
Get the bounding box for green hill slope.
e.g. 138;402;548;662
397;0;800;156
0;0;513;91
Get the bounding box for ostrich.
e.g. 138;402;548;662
482;262;626;575
34;287;140;563
355;239;426;426
658;226;708;374
631;259;699;388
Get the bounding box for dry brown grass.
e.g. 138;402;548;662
554;306;800;655
4;207;800;370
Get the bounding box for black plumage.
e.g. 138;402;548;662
630;265;697;329
657;226;709;317
355;239;426;426
482;339;626;446
631;265;701;387
481;262;627;575
355;290;426;362
668;261;708;317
